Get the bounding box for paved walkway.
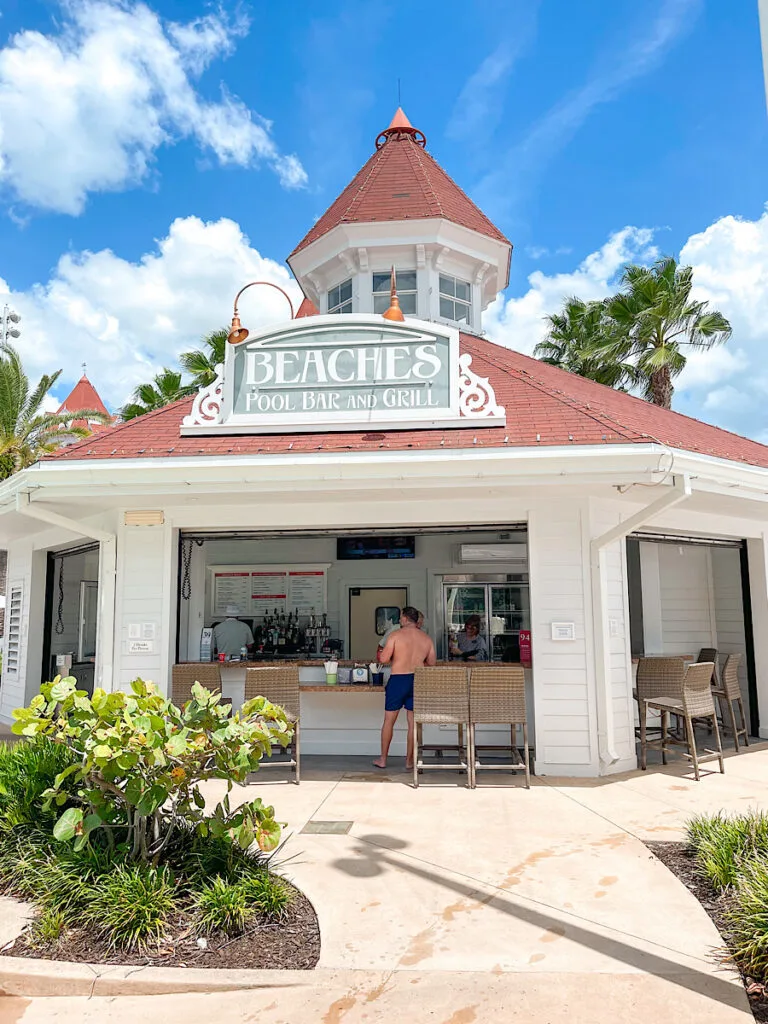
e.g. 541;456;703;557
5;744;768;1023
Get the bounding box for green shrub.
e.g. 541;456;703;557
685;811;768;891
12;677;291;864
194;875;250;935
85;864;177;949
0;738;76;831
28;908;66;948
727;857;768;979
239;870;292;921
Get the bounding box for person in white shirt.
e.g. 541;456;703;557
213;605;253;658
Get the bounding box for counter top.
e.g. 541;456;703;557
299;685;382;693
178;660;510;669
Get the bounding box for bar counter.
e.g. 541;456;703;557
177;660;531;757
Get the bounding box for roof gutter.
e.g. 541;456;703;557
15;492;117;692
590;474;693;770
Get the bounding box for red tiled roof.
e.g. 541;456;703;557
47;333;768;470
57;374;113;431
295;297;319;318
289;109;510;257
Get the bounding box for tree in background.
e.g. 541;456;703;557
536;257;732;409
0;343;108;480
121;368;191;421
179;328;227;390
536;297;639;391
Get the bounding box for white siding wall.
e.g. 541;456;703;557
114;523;173;696
529;501;597;775
643;543;715;656
0;540;34;720
590;501;635;770
711;546;750;724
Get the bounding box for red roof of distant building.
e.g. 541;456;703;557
58;375;110;419
57;374;113;431
46;332;768;470
289;109;510;257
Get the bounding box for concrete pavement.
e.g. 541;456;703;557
4;744;768;1022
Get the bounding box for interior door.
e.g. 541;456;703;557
444;584;488;660
349;587;408;660
489;584;530;662
78;580;99;662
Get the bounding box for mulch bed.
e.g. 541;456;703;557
647;841;768;1023
4;882;320;971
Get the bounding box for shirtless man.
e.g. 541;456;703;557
373;606;436;770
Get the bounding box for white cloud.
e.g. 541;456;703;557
0;1;306;214
1;216;303;409
487;207;768;440
486;226;658;355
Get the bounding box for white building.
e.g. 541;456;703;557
2;109;767;777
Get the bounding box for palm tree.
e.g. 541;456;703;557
0;343;109;480
121;369;191;421
535;297;639;391
179;328;227;390
606;257;732;409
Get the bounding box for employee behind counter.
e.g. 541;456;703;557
212;605;254;658
449;615;488;661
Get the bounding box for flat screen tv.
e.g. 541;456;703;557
337;536;416;560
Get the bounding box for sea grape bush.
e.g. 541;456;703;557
12;677;292;864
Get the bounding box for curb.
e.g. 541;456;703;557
0;955;320;997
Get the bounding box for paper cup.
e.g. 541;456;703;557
326;673;338;685
324;661;338;686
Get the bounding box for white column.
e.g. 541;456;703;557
95;536;117;690
747;535;768;738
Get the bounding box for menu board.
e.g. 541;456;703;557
251;571;287;616
209;564;329;618
288;571;326;615
212;572;251;615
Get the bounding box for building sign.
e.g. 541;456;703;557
182;314;505;435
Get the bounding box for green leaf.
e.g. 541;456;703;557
125;777;144;806
130;679;148;697
256;818;281;853
50;678;76;702
137;783;168;816
192;788;206;809
93;744;113;760
54;764;80;789
165;731;188;757
53;807;84;842
116;751;139;770
237;822;253;850
91;688;108;712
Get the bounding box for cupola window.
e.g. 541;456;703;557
439;274;472;326
328;278;353;314
373;270;417;315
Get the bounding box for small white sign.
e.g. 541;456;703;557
551;622;576;641
128;639;154;654
128;623;141;639
142;622;156;640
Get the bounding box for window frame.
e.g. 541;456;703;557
328;278;353;315
438;273;472;326
372;269;418;316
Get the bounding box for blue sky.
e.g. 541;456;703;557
0;0;766;438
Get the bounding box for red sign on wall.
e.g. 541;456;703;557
519;629;532;668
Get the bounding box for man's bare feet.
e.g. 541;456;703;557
405;762;414;770
372;759;387;769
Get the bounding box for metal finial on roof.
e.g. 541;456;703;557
81;362;87;378
382;266;405;322
376;107;426;150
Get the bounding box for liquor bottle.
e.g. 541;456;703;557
321;612;328;638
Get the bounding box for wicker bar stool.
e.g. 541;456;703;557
696;647;720;686
412;666;471;788
244;667;301;783
712;653;748;751
171;663;222;705
469;666;530;789
635;657;686;742
640;662;725;780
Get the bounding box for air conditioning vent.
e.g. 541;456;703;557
459;543;527;563
124;511;165;527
